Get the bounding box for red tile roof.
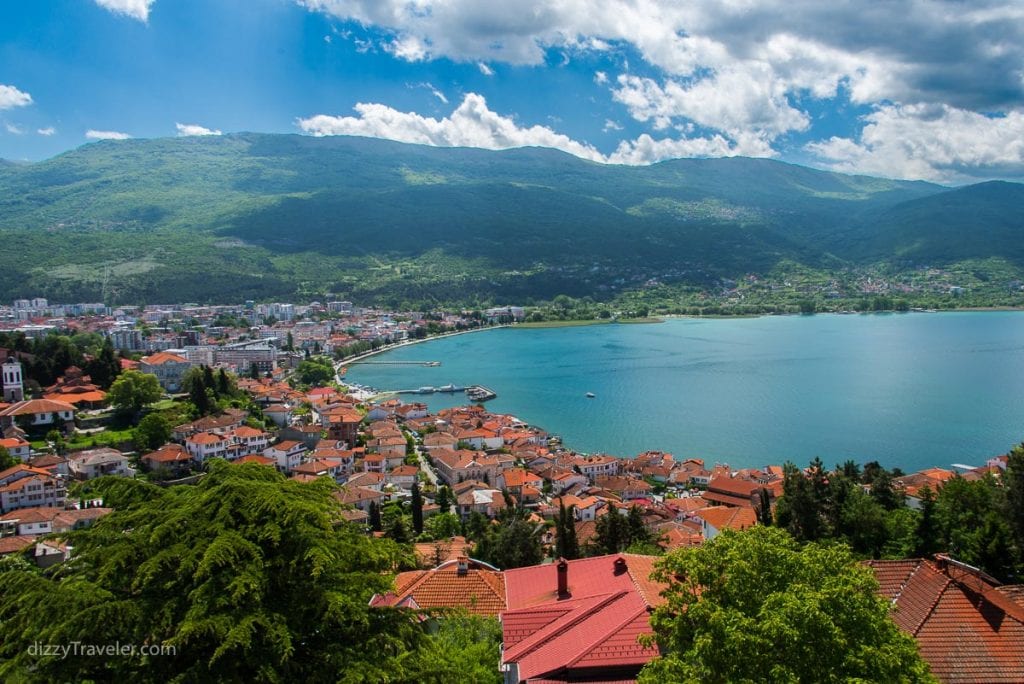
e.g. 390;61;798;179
501;555;666;683
0;535;35;555
868;556;1024;683
371;559;506;616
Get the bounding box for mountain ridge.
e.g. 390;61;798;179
0;133;1019;305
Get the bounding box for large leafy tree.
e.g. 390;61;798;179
1005;443;1024;560
133;413;172;452
640;527;933;683
397;614;502;684
108;369;163;415
0;462;422;683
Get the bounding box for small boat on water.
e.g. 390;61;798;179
417;386;436;394
437;384;465;393
586;392;596;398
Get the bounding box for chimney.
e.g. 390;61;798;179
456;555;469;576
614;556;627;575
557;558;570;599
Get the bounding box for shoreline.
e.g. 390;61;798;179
340;310;1024;469
337;324;510;368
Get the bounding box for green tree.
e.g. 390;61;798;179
870;468;902;511
108;369;163;415
555;503;580;560
435;485;452;514
775;460;829;541
473;515;543;570
411;481;424;535
424;512;462;541
216;368;232;397
1005;443;1024;559
914;485;940;557
296;358;334;386
133;413;172;452
0;462;421;682
368;500;382;532
640;527;933;684
398;614;502;684
589;509;627;555
0;446;18;470
83;337;121;389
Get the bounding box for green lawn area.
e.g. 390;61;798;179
65;427;136;451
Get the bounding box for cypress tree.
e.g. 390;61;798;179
411;481;424;535
202;365;217;398
368;501;382;532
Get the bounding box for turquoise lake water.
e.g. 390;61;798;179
345;313;1024;473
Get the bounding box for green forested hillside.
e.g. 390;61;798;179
0;133;1019;306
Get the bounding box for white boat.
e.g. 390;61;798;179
586;392;596;398
417;386;435;394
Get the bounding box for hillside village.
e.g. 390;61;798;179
1;296;1023;683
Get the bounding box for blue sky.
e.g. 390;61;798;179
2;0;1023;183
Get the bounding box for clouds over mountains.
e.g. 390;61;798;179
299;0;1024;182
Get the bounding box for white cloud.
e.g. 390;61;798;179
93;0;155;22
86;129;131;140
608;133;759;165
806;104;1024;182
37;127;56;136
5;123;24;135
298;93;767;166
297;1;1024;179
602;119;622;132
299;93;606;162
477;62;494;76
175;122;222;136
0;84;32;110
613;70;809;144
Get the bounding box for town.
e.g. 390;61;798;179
1;295;1022;683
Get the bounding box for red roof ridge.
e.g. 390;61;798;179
501;591;627;663
561;598;652;670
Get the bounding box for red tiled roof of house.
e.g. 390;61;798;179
0;535;35;555
0;506;65;524
0;399;76;417
335;486;383;505
413;536;472;568
867;556;1024;683
694;506;757;533
43;390;107;405
0;464;54;482
501;554;665;683
142;444;192;464
234;455;276;466
0;436;29;450
186;432;225;445
372;558;506;616
141;351;188;365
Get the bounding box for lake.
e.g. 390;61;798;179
345;312;1024;473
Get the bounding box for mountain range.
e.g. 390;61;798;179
0;133;1021;306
